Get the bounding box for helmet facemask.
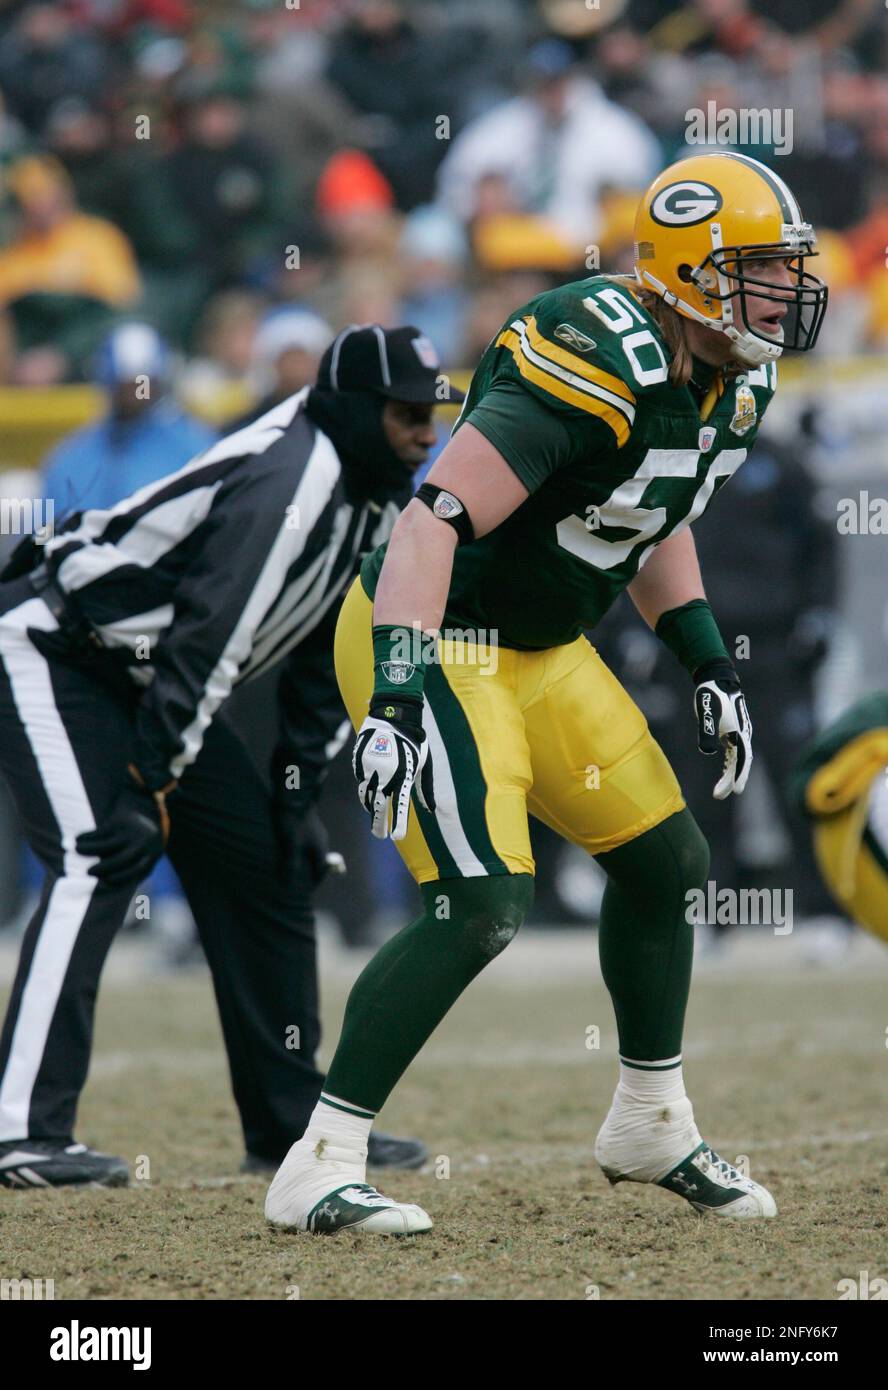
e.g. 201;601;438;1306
690;234;829;367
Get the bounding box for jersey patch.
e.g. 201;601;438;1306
729;382;757;436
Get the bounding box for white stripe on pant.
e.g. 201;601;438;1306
0;596;100;1140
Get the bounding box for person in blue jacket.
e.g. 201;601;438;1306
42;321;217;516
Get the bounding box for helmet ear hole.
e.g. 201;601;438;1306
677;264;694;283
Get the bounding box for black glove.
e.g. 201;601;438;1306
273;777;345;886
693;659;753;800
76;771;171;887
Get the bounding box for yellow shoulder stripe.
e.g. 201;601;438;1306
523;316;636;405
496;326;630;447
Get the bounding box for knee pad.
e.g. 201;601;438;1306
421;873;534;960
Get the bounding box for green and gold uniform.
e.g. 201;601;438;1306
789;694;888;946
337;275;777;883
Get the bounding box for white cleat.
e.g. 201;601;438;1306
595;1092;776;1220
265;1135;432;1235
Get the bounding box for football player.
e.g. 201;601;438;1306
789;694;888;946
265;152;828;1234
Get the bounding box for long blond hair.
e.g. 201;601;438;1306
606;274;693;387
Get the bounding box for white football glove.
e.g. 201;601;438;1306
693;664;753;800
352;700;435;840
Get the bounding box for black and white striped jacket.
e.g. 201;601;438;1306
39;389;400;790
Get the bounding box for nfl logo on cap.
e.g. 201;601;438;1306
411;334;439;370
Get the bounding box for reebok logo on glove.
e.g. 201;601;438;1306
693;663;753;801
700;691;716;738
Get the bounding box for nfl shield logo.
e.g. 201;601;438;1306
433;491;462;520
698;426;717;452
371;734;391;756
381;661;414;685
411;334;439;369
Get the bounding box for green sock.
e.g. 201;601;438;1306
324;875;534;1113
596;808;709;1060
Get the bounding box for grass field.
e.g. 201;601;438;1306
2;927;887;1301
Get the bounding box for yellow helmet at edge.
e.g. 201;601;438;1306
633;151;828;367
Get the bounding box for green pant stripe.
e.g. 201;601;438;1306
418;659;507;877
319;1094;376;1120
620;1056;683;1071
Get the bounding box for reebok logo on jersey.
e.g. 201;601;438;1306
380;660;415;685
432;492;463;520
554;323;597;353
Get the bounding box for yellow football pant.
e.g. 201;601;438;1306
335;579;685;884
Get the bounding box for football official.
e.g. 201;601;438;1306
0;325;461;1187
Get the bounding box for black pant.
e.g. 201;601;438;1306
0;577;324;1156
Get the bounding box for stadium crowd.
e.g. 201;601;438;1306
0;0;887;394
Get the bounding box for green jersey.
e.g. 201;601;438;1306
362;275;777;650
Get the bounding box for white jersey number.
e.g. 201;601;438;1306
556;448;746;571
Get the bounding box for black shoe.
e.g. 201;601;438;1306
0;1139;129;1188
241;1131;429;1175
367;1132;427;1171
240;1151;277;1175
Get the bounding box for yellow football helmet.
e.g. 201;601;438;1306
633;151;828;366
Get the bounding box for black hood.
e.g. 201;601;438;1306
305;387;415;502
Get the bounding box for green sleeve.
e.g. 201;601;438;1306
462;380;615;494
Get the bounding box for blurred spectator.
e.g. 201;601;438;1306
325;1;462;209
472;211;581;276
316;148;400;262
394;205;469;365
45;97;117;218
178;288;264;407
312;149;402;327
0;4;111;138
436;37;660;247
0;155;140;383
250;7;367;213
232;307;334;427
163;90;281;290
42;320;215;516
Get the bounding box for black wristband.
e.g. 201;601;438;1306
693;658;740;688
369;693;424;734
